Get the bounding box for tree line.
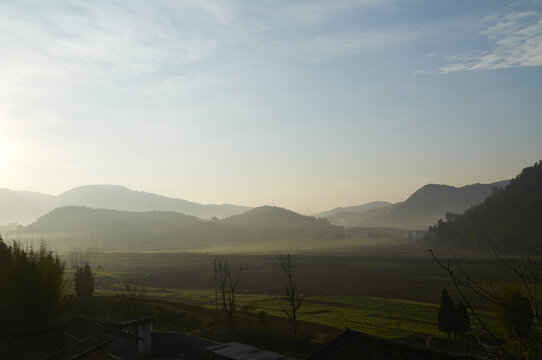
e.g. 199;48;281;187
1;235;305;340
0;238;64;314
0;236;95;316
426;161;542;252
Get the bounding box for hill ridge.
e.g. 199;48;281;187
20;204;347;250
426;161;542;251
320;180;509;230
0;184;251;225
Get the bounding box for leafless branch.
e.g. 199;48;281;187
275;252;304;338
216;256;243;331
429;248;515;360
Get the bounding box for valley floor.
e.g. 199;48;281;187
60;249;509;345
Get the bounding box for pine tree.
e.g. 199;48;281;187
74;263;94;298
454;302;470;337
0;238;65;314
438;288;456;335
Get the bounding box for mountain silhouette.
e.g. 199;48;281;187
0;184;250;225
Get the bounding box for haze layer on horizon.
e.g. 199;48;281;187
1;0;541;214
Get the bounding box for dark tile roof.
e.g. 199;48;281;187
0;312;54;338
0;315;143;359
45;317;139;360
63;316;141;341
207;342;288;360
115;317;153;328
306;328;478;360
45;317;117;360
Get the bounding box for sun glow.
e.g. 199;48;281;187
0;136;16;172
0;138;6;168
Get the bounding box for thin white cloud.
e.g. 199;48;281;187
288;27;411;62
284;0;397;25
178;0;238;26
138;73;227;95
276;0;430;63
0;2;220;82
0;1;228;126
437;10;542;73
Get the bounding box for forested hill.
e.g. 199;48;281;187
20;205;347;249
313;201;392;219
425;161;542;252
221;206;339;231
316;180;508;229
369;180;510;229
25;206;201;233
24;206;208;248
399;181;510;214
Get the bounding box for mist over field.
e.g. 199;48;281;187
1;1;542;359
0;179;511;251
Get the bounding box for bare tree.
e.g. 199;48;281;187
70;248;90;270
216;257;243;331
430;236;542;359
276;252;304;338
116;279;146;317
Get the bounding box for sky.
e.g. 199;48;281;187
1;0;541;215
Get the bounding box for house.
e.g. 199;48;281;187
1;312;293;360
306;328;478;360
152;330;220;359
0;312;61;359
112;317;153;355
207;342;289;360
0;314;143;360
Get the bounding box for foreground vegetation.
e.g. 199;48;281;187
92;286;497;339
77;250;506;352
3;232;541;358
0;238;64;314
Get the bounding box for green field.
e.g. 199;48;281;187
55;241;532;359
64;248;506;342
97;285;497;339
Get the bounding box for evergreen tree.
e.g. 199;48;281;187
438;288;456;335
74;262;94;298
0;237;65;314
454;302;470;337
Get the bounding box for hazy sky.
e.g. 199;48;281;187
1;0;541;214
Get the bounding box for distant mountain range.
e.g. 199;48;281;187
0;174;517;250
313;201;392;219
1;179;510;234
315;180;509;230
0;185;251;225
0;189;56;226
